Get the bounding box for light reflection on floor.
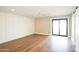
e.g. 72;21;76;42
48;36;75;52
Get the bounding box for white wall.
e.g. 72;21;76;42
35;16;71;36
71;13;76;44
35;17;52;35
0;12;35;43
75;8;79;51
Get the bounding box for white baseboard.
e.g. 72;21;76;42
34;32;51;35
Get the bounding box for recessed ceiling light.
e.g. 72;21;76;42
11;9;15;11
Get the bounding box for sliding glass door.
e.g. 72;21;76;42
52;19;68;36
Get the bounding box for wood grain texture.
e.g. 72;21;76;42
0;34;75;52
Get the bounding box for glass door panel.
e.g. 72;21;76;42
60;20;67;36
53;20;59;35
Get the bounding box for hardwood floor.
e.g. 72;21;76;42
0;34;75;52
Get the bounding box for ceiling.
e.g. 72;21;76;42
0;6;76;18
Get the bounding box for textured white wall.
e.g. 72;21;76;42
0;12;35;43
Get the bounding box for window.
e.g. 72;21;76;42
52;18;68;37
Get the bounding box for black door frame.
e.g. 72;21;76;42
52;18;68;37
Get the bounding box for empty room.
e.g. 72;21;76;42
0;6;79;52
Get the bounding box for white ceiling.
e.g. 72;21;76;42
0;6;76;18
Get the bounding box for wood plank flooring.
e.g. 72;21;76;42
0;34;75;52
